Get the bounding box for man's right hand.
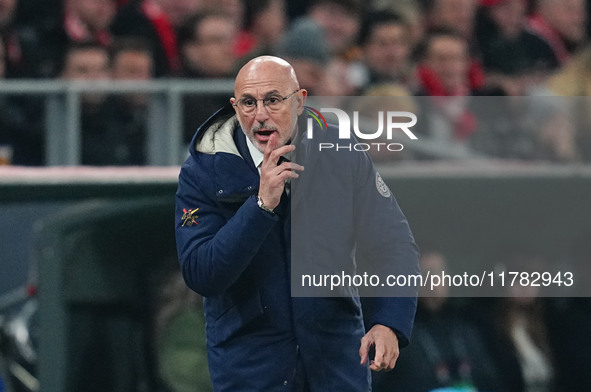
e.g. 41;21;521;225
258;133;304;210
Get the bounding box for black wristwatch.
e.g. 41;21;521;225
256;195;275;216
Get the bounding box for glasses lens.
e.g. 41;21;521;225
238;99;256;113
236;90;298;113
264;95;283;112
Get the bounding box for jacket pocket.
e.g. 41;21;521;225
210;291;264;345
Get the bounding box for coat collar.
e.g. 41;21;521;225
188;105;325;205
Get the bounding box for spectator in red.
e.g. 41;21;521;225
527;0;587;67
62;0;116;46
112;0;204;77
36;0;117;77
413;30;489;154
422;0;490;95
415;29;484;97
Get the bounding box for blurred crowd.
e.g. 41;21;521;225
372;247;591;392
1;0;591;165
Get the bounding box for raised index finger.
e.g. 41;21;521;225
263;133;294;166
263;132;280;157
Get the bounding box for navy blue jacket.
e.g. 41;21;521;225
175;104;420;391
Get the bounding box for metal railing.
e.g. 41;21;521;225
3;81;588;166
0;79;235;166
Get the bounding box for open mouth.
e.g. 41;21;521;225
257;130;274;137
254;129;277;143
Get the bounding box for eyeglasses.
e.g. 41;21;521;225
233;89;300;113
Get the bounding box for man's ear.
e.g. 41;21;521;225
230;97;238;114
297;89;308;115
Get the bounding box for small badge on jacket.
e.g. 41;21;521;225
181;208;199;227
375;172;391;198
